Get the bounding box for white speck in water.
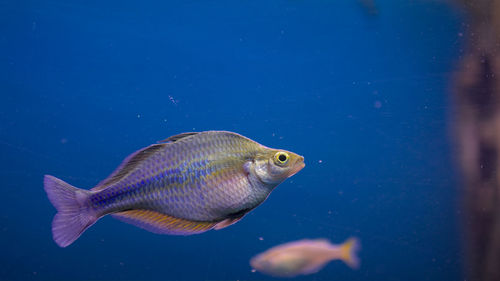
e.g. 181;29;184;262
258;237;264;241
169;95;178;105
251;269;256;273
318;160;323;163
137;114;141;118
374;100;382;108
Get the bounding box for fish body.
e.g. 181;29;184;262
250;237;360;277
44;131;305;247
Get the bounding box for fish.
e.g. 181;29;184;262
250;237;360;278
44;131;305;247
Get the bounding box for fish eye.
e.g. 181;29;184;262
274;152;289;166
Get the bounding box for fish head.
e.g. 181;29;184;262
250;250;308;278
252;148;305;184
250;253;281;275
250;254;274;276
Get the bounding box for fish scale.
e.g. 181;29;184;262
89;132;259;220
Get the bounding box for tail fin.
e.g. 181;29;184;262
339;237;361;269
44;175;96;247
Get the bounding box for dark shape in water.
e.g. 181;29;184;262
453;1;500;280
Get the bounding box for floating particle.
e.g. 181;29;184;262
168;95;178;105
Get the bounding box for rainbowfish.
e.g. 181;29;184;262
44;131;305;247
250;237;360;278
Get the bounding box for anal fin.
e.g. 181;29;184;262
112;210;217;235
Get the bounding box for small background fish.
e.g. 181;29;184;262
250;237;360;278
44;131;305;247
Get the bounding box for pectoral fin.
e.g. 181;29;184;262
214;210;247;230
112;210;217;235
214;217;243;230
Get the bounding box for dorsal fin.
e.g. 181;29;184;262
92;143;166;191
111;209;218;235
158;132;199;143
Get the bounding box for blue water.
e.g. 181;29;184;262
0;1;464;280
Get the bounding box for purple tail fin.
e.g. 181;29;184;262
44;175;96;247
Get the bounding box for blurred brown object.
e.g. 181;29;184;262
454;1;500;281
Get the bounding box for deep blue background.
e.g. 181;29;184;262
0;1;464;280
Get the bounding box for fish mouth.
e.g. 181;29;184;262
288;156;305;177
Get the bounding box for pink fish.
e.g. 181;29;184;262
44;131;305;247
250;237;360;277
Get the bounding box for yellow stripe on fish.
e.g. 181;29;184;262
112;210;217;234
